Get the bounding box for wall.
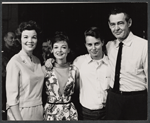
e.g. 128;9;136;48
2;4;18;35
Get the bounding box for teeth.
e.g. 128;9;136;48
56;53;63;56
27;44;33;46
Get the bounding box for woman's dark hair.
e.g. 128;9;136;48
15;20;41;43
51;31;70;48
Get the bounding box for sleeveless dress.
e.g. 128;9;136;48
43;64;78;120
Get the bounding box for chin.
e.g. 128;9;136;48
55;56;65;60
27;48;35;52
91;55;98;58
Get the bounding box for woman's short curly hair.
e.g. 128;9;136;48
51;31;70;48
15;20;41;43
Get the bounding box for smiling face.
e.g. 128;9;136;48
21;30;37;53
108;13;132;41
85;36;103;60
52;41;70;61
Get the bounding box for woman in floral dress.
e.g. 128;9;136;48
43;31;79;120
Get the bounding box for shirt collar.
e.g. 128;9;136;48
19;49;29;56
19;49;34;57
87;54;108;65
115;32;134;48
87;54;93;63
19;49;33;63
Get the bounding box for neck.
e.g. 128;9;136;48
55;59;68;68
22;49;33;57
27;52;33;58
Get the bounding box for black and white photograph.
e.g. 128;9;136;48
2;2;148;121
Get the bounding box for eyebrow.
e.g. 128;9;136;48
87;42;100;44
54;44;67;46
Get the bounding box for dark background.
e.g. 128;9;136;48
2;2;148;57
1;2;149;121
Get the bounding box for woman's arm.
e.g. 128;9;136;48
10;105;23;120
6;59;23;120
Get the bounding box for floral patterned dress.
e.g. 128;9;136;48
43;65;78;120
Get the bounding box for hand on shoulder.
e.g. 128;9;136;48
45;58;55;70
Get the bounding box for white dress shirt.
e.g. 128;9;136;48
106;32;148;91
73;54;110;110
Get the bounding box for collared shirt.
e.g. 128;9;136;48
73;54;110;110
106;32;148;91
6;49;45;109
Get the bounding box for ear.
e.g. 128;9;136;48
128;18;132;27
108;21;111;29
85;42;87;49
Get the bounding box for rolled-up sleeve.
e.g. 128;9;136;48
6;59;20;107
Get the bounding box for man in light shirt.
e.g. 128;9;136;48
106;6;148;120
73;27;110;120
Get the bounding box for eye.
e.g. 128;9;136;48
32;36;37;39
95;42;100;46
62;46;67;49
23;36;28;39
53;46;58;49
118;21;124;26
87;43;92;47
109;23;115;27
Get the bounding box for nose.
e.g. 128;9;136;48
12;38;15;42
58;47;62;52
28;37;33;42
92;45;96;50
114;24;119;30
